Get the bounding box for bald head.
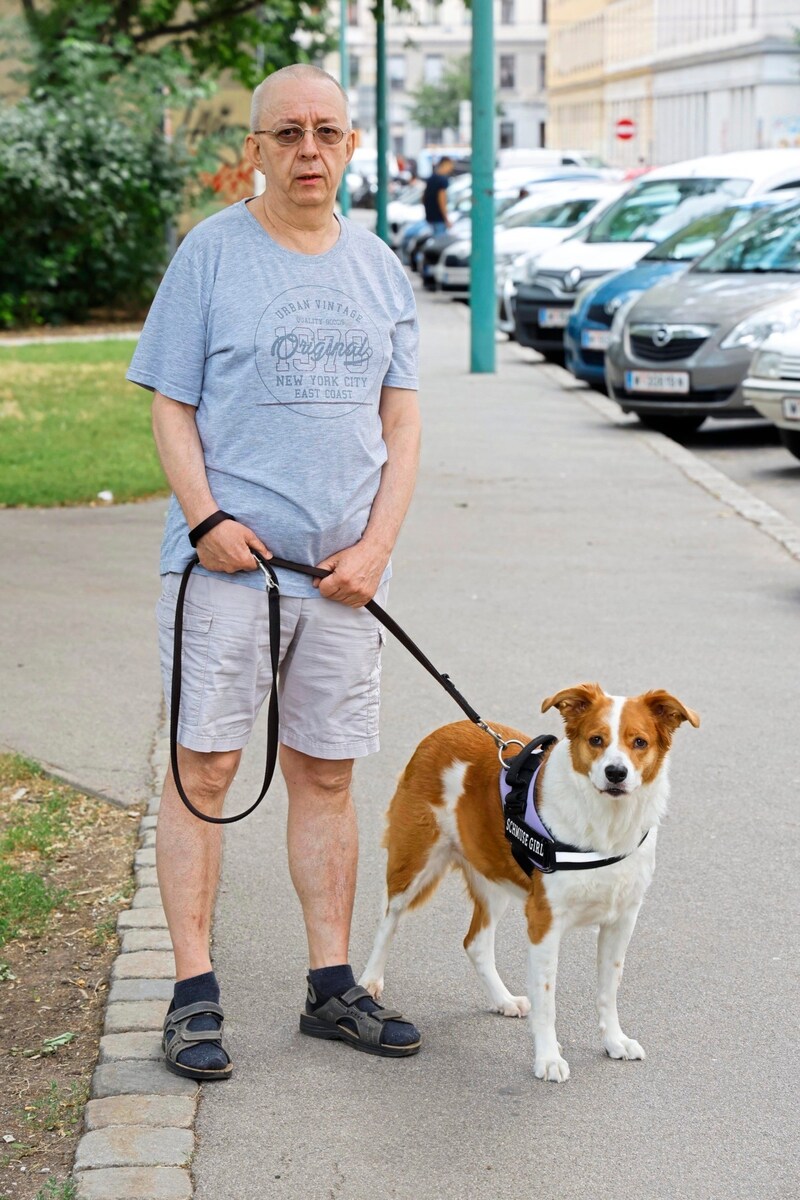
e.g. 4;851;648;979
250;65;351;132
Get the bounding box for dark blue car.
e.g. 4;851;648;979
564;198;785;391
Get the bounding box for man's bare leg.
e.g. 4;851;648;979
282;744;421;1053
281;744;357;968
156;746;240;1079
156;745;241;980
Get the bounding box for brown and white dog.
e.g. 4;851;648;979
360;683;699;1082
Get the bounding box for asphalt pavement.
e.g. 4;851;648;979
1;287;798;1198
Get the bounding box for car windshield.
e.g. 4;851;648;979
586;177;750;243
502;197;599;230
643;206;754;262
694;203;800;273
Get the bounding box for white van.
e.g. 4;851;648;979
515;150;800;356
496;147;611;171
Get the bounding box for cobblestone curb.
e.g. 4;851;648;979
72;719;198;1200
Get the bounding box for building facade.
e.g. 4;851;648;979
548;0;800;166
329;0;548;161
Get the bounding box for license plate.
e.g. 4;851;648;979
625;370;690;395
581;329;612;351
782;397;800;421
539;307;570;329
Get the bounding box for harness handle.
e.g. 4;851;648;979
170;551;502;824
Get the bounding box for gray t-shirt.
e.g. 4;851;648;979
127;200;419;596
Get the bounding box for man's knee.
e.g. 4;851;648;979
280;745;353;799
169;747;242;811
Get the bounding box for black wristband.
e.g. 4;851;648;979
188;510;236;548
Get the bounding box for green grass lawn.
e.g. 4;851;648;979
0;340;168;507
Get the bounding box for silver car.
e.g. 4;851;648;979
605;199;800;437
743;327;800;459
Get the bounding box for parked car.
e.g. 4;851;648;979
743;328;800;460
387;180;425;248
513;149;800;362
414;167;609;288
433;183;620;296
604;198;800;436
565;196;787;391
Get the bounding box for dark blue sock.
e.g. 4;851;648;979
307;964;420;1048
166;970;229;1072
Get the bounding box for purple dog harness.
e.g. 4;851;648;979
499;736;649;875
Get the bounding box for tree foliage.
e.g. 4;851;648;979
17;1;331;90
0;40;198;327
407;56;471;134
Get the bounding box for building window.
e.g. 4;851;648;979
388;54;406;92
347;1;358;26
424;54;444;85
499;121;515;148
424;126;444;144
349;54;360;87
539;120;546;148
538;54;546;93
499;54;515;90
541;0;547;21
501;0;515;23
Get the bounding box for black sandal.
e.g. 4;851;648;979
299;984;421;1058
162;1001;233;1081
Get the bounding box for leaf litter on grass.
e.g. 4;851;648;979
0;755;139;1199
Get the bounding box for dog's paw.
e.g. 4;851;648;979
603;1035;645;1061
533;1054;570;1083
494;995;531;1018
358;975;384;1001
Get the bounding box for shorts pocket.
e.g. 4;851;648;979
157;594;214;727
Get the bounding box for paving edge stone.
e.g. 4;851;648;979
73;1165;193;1200
72;726;198;1198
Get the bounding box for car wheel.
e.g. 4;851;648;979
778;428;800;461
637;414;705;439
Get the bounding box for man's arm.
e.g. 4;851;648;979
315;386;421;606
152;391;269;573
438;183;450;227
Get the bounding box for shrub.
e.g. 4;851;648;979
0;40;195;327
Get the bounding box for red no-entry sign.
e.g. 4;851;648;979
616;117;637;141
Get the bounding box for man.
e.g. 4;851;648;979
422;155;455;235
126;64;422;1079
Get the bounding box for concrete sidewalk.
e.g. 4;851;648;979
1;290;797;1198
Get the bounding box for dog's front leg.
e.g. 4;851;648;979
596;903;646;1062
527;924;569;1082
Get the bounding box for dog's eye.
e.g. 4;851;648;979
633;737;648;750
588;735;604;747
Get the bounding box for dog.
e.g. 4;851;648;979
360;683;699;1081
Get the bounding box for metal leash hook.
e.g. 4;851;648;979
476;720;525;768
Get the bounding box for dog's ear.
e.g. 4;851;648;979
541;683;605;720
641;690;700;732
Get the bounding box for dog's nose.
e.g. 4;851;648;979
605;764;628;784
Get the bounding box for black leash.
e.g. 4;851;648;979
171;552;513;824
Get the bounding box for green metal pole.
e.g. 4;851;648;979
375;0;389;243
339;0;351;215
470;0;495;373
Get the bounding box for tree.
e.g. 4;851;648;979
17;1;331;90
407;55;471;135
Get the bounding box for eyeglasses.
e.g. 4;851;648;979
253;124;347;147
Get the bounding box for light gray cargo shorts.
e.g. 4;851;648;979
157;572;388;759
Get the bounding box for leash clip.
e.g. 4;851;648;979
477;720;525;767
253;553;278;590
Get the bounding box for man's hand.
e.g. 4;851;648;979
196;519;271;574
314;542;388;607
